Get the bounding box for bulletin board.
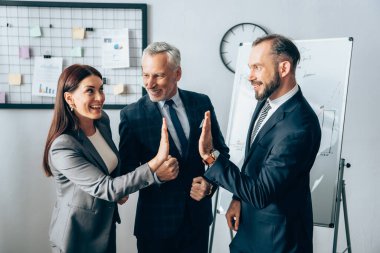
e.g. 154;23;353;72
0;1;147;109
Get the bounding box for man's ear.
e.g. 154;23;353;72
64;92;74;108
175;66;182;82
278;61;291;78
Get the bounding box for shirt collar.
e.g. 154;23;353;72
158;88;181;109
267;84;299;109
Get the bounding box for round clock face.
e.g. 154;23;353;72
220;23;268;73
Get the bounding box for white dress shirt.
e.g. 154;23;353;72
252;84;299;142
157;89;190;156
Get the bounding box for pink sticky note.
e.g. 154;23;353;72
19;46;30;59
0;92;5;104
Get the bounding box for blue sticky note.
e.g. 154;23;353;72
71;47;83;57
30;26;42;37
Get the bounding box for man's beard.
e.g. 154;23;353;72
255;71;281;101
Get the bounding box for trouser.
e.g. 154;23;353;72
136;213;209;253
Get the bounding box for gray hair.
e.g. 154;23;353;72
142;42;181;69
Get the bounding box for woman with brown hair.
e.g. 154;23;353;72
43;64;178;253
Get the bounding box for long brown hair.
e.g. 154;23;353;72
43;64;102;177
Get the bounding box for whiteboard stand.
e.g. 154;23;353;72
209;188;234;253
209;187;219;253
332;158;352;253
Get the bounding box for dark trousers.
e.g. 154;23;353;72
230;245;245;253
136;214;209;253
107;222;117;253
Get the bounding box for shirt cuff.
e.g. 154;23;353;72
205;149;220;169
153;172;165;185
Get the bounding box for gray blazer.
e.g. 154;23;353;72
48;112;154;253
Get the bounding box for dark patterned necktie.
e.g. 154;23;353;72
165;99;188;156
250;101;271;146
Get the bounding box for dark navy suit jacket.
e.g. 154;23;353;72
119;89;229;239
205;89;321;253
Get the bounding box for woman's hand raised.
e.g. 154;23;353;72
148;118;177;173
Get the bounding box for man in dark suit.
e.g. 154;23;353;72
196;34;321;253
119;42;229;253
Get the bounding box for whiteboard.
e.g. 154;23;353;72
219;38;353;227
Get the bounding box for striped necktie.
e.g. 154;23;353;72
250;101;271;146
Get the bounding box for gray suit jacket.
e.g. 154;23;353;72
48;112;155;253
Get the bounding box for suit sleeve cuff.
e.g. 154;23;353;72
153;172;165;185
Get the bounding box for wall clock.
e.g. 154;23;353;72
220;23;268;73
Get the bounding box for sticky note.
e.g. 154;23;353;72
72;27;85;40
0;92;5;103
9;73;22;85
113;84;128;95
30;26;42;37
71;47;83;57
19;46;30;59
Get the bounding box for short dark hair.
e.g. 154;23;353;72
253;34;300;71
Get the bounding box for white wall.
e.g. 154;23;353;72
1;0;379;252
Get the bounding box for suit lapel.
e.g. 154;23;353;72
245;100;266;157
243;89;303;169
77;129;110;175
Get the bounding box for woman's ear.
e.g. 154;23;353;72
64;92;75;109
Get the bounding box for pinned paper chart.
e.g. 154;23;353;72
102;28;130;69
32;57;63;97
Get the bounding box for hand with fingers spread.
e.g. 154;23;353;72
226;199;241;231
190;176;213;201
199;111;214;160
148;118;171;171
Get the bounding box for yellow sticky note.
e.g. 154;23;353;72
9;73;22;85
30;26;42;37
113;84;128;95
72;27;85;40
